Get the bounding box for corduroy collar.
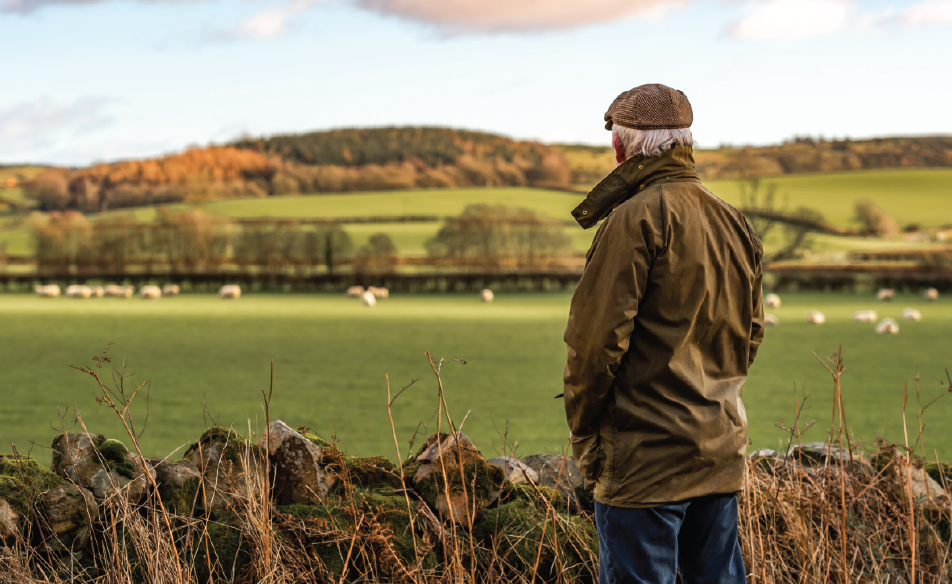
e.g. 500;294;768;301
571;145;699;229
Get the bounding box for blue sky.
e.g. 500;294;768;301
1;0;950;165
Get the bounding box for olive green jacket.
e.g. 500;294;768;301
563;145;764;508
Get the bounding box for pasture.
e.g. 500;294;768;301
1;291;950;466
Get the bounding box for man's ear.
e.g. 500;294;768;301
612;133;626;164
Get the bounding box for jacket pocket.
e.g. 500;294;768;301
571;429;605;483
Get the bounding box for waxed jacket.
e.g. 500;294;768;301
563;145;764;508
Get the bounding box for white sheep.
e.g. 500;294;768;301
218;285;242;299
91;286;104;298
763;313;779;327
368;286;389;299
480;288;495;303
346;286;365;298
162;284;180;296
139;285;162;299
852;310;878;323
877;288;895;301
35;284;61;298
65;285;92;299
924;288;939;302
902;308;921;321
806;310;825;324
104;285;134;298
876;317;900;334
360;290;377;307
765;293;781;309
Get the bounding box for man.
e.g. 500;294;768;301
563;84;764;584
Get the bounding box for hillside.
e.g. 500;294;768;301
7;130;952;214
558;135;952;185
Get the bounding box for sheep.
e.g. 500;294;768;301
65;285;92;299
763;313;779;327
346;286;365;298
104;285;134;298
924;288;939;302
877;288;895;301
360;290;377;307
875;317;900;334
367;286;389;299
91;286;104;298
852;310;878;323
35;284;61;298
218;285;241;299
162;284;180;296
139;285;162;299
765;293;781;309
902;308;921;321
806;310;825;324
480;288;495;303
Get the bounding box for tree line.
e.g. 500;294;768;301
29;205;571;273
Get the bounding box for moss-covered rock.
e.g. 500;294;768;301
520;454;584;510
472;498;598;583
146;458;201;516
261;420;336;505
184;427;266;518
405;433;506;525
38;484;98;552
51;433;153;503
191;519;251;584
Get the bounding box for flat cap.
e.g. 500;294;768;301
604;83;693;131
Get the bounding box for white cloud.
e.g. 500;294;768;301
229;0;318;39
894;0;952;28
0;98;113;158
729;0;855;41
354;0;691;34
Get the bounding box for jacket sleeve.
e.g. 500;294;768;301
747;221;765;368
563;199;657;435
748;261;765;368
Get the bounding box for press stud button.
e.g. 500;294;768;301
582;211;588;215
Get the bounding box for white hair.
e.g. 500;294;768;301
612;123;694;159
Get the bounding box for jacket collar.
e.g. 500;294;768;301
571;145;699;229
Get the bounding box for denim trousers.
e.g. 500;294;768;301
594;494;747;584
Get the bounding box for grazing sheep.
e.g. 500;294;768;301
162;284;180;296
877;288;895;301
91;286;104;298
763;313;779;326
104;285;134;298
218;285;241;299
65;285;92;299
875;317;899;334
139;285;162;299
367;286;389;299
360;290;377;307
924;288;939;302
480;288;495;303
806;310;825;324
346;286;365;298
35;284;61;298
852;310;878;323
902;308;921;321
765;293;781;309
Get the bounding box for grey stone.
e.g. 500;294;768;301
146;458;202;515
51;433;154;504
787;442;851;467
487;456;539;485
261;420;335;505
38;484;98;553
184;427;265;519
0;497;17;543
520;454;583;507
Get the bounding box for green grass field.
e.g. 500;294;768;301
2;292;950;466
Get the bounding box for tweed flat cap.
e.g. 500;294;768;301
604;84;693;131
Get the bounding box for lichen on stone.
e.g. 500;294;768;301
95;439;136;480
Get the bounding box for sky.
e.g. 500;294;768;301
0;0;950;165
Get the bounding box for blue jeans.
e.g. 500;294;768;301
595;495;747;584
